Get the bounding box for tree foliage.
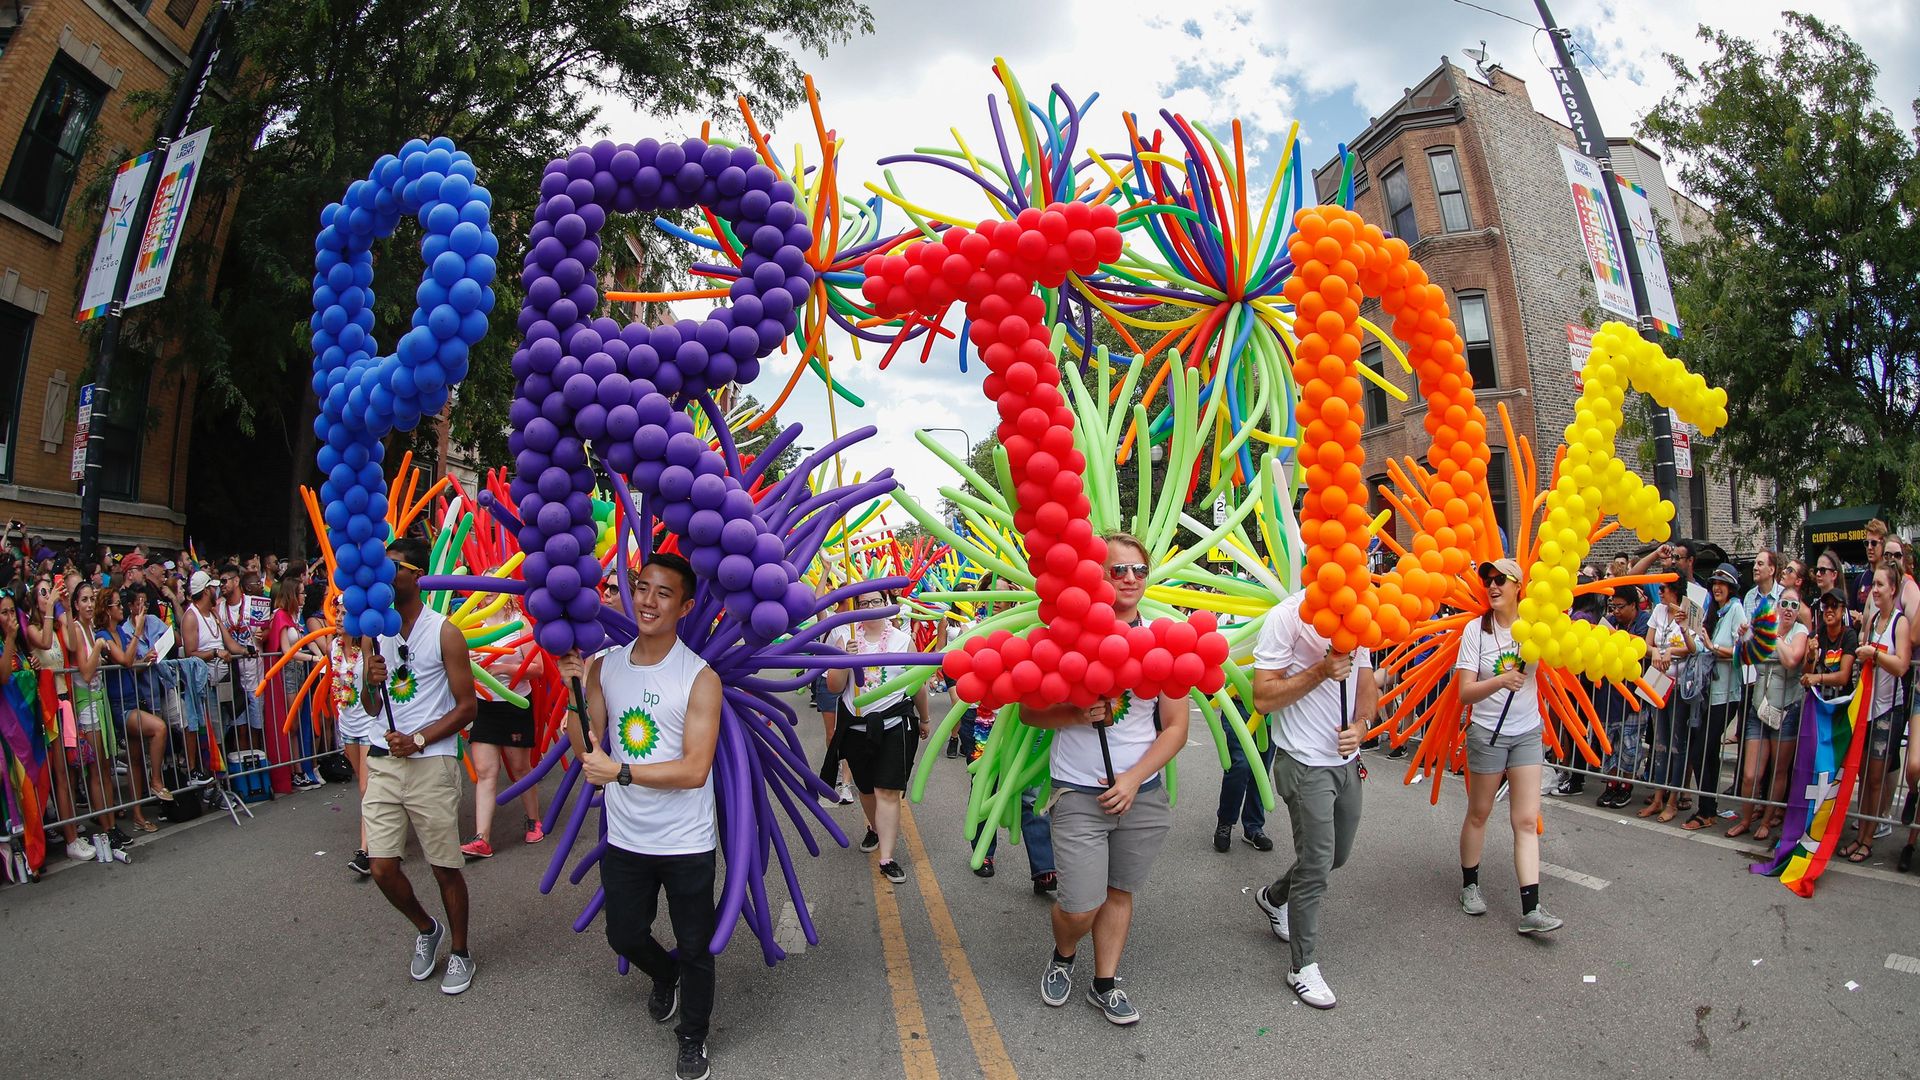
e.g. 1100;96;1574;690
146;0;871;552
1640;13;1920;525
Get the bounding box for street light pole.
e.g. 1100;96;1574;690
1532;0;1680;509
922;427;975;465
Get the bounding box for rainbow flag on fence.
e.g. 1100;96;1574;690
1752;675;1874;897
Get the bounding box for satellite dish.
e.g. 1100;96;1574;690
1464;40;1497;80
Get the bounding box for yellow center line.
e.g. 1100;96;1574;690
872;844;941;1080
899;804;1019;1079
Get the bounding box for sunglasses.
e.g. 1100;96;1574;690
1816;565;1837;574
393;559;424;574
395;642;413;681
1481;573;1512;586
1779;600;1801;611
1108;563;1150;580
1884;551;1906;563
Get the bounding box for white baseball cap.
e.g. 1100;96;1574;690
189;570;215;596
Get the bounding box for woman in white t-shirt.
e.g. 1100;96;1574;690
824;590;929;885
1745;586;1810;843
1450;558;1560;934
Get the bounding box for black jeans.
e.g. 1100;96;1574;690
601;846;717;1042
1690;700;1739;819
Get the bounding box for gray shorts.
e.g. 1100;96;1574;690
1466;724;1545;774
1049;783;1173;914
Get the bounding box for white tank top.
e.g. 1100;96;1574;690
331;636;377;740
1051;688;1160;791
598;638;717;856
188;604;223;658
376;606;458;756
1870;610;1905;713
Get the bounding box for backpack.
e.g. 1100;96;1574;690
318;752;355;784
1676;636;1713;702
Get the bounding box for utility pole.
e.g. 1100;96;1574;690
78;2;231;561
1533;0;1679;510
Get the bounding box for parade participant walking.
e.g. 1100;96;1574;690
1452;559;1562;933
1214;698;1277;852
559;554;721;1080
1024;533;1186;1026
461;632;546;859
359;537;479;995
1249;584;1375;1008
824;590;930;885
331;595;379;878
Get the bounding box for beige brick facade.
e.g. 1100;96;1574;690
0;0;222;549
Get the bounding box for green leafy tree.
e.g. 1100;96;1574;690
1640;13;1920;526
141;0;871;553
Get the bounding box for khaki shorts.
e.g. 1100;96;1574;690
362;753;464;868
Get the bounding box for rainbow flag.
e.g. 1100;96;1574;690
1738;594;1779;665
1752;676;1874;896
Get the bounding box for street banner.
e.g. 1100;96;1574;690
126;127;213;309
1557;146;1635;322
1613;176;1683;338
75;153;155;322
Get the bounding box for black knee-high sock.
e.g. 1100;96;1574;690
1520;883;1540;913
1461;864;1480;888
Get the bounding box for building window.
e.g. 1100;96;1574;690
1457;291;1498;389
165;0;200;25
1428;149;1470;233
0;306;30;480
97;369;149;502
2;59;108;227
1382;162;1418;244
1368;473;1396;547
1361;344;1390;429
1689;465;1708;541
1487;446;1511;547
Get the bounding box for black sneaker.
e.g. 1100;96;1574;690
879;860;907;884
945;738;960;759
1032;871;1058;896
1387;743;1409;759
1242;830;1274;852
676;1036;711;1080
648;980;679;1023
348;849;372;877
1212;825;1232;853
859;827;879;853
106;826;134;850
973;857;995;878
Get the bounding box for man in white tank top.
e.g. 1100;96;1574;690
360;537;479;996
560;554;721;1080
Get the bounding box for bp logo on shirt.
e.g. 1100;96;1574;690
1493;647;1523;675
618;707;659;760
389;668;419;705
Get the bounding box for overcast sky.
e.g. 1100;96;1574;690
590;0;1917;522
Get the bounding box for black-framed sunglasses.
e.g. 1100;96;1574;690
395;642;413;680
1481;572;1512;586
1107;563;1149;580
1815;565;1837;574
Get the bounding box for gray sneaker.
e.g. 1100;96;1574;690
1040;954;1074;1007
1459;883;1488;916
440;952;475;995
410;918;445;981
1517;906;1564;935
1086;983;1139;1025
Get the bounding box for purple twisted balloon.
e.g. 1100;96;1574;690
509;138;819;656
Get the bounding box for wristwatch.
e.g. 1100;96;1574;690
617;763;633;786
411;731;426;750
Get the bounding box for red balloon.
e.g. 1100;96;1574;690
942;651;971;677
1039;672;1070;704
1115;657;1143;688
1011;660;1043;694
971;649;1004;682
956;673;986;702
1189;610;1218;636
1097;634;1130;667
1142;647;1173;682
1171;652;1204;688
1057;586;1091;619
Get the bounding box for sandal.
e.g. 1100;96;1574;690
1844;841;1871;863
1638;801;1663;819
1682;815;1714;831
1678;797;1693;812
1658;805;1679;823
130;817;159;834
1725;820;1751;839
1754;824;1772;843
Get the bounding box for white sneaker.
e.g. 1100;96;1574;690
1253;885;1290;942
836;782;857;806
1874;822;1892;840
1459;883;1488;916
65;838;97;862
1287;962;1336;1009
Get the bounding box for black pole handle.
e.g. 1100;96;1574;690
1096;702;1118;791
570;674;595;782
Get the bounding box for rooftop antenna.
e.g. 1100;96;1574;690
1464;40;1499;81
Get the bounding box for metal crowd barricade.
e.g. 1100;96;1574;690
2;646;351;881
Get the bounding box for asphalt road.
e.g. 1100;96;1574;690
4;695;1918;1079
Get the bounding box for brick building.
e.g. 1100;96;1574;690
0;0;224;549
1313;59;1781;560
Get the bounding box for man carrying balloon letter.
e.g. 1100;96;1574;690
360;536;481;995
559;553;721;1080
1250;590;1376;1009
1026;533;1188;1026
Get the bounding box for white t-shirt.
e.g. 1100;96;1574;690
1052;687;1161;790
375;606;459;757
1454;617;1542;736
1647;603;1695;656
1253;593;1372;767
828;622;914;729
598;639;717;857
